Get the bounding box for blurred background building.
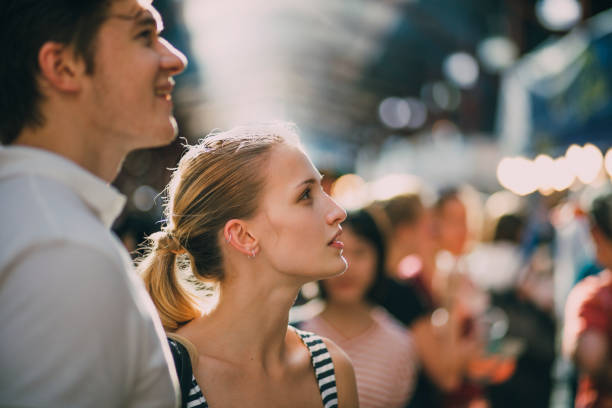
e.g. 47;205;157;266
113;0;612;228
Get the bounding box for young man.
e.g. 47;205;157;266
0;0;187;406
564;193;612;408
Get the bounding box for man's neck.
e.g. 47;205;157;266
14;124;127;183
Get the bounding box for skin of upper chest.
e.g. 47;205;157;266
193;346;325;408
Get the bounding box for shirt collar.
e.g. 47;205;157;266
0;145;126;228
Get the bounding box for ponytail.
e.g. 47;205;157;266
139;122;297;331
139;231;200;332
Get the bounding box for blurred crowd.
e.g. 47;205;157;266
113;174;612;408
263;179;609;408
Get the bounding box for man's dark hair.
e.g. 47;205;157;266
0;0;112;144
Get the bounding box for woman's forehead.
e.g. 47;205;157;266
265;144;319;183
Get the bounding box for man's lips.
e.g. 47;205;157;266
155;79;175;101
155;88;173;101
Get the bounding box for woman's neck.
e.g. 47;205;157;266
179;271;301;370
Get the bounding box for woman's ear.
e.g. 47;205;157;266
223;219;258;258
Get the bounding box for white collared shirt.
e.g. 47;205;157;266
0;146;179;408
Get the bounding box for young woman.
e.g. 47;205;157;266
301;209;417;408
138;122;358;408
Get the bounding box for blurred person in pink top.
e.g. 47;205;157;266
302;208;417;408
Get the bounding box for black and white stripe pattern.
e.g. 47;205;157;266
295;329;339;408
170;329;337;408
185;374;207;408
167;337;208;408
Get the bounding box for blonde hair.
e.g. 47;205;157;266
138;122;298;331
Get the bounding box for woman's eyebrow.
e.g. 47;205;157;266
295;174;323;189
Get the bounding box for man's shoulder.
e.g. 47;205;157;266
0;174;120;268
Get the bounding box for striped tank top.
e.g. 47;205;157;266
167;327;338;408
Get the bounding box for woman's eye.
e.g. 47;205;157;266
299;188;312;201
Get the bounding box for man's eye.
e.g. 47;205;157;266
138;30;155;44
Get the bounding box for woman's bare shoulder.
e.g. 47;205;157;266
320;336;359;408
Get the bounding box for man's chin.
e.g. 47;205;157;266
147;120;179;148
169;116;179;138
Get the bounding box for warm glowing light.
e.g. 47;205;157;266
534;154;555;194
565;144;583;170
572;144;603;184
551;156;575;191
496;158;514;191
330;174;367;210
368;173;422;201
565;144;603;184
496;157;538;196
604;148;612;178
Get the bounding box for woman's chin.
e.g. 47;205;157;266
334;257;349;276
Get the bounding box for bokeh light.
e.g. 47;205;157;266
404;97;428;129
535;0;582;31
477;36;519;73
496;157;538;196
443;52;479;89
378;97;412;129
533;154;555;195
551;156;575;191
369;173;422;201
566;143;603;184
132;185;158;212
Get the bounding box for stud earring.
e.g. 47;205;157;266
248;249;256;259
225;233;232;244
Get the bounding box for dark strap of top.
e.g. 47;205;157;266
167;338;208;408
294;328;339;408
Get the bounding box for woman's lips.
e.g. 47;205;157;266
328;240;344;249
328;228;343;247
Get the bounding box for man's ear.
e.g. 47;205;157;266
38;42;85;93
223;219;259;257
